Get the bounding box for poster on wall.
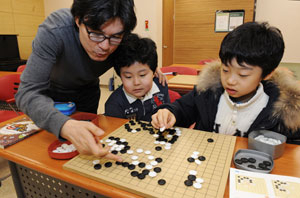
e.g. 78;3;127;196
215;10;245;32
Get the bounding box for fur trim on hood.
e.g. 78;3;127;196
196;61;300;131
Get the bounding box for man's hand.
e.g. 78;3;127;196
151;109;176;129
60;120;122;161
155;67;168;86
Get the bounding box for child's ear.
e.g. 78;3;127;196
75;17;80;28
263;71;274;80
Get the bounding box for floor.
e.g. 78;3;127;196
0;85;113;198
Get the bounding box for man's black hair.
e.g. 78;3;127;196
219;22;285;78
113;33;158;76
71;0;136;34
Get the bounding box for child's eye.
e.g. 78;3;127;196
239;74;249;77
222;69;228;73
124;76;132;79
140;74;146;77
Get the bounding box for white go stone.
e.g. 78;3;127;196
120;138;126;142
131;129;137;133
153;134;159;138
131;155;138;160
148;155;155;160
165;146;171;150
146;164;153;170
160;126;166;132
149;171;157;177
93;160;100;165
150;161;158;166
154;141;160;144
189;170;197;175
196;178;204;183
191;154;198;159
193;182;202;189
195;159;202;165
193;151;199;155
132;161;139;165
167;134;173;138
127;150;134;154
105;139;111;143
144;150;151;155
136;148;143;153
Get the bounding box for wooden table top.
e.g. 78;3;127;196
167;75;195;94
1;114;300;198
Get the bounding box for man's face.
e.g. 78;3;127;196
76;17;124;61
120;62;154;98
221;58;263;102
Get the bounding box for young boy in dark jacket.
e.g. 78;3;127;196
105;34;170;121
152;22;300;144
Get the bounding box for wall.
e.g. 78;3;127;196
0;0;45;59
255;0;300;63
173;0;255;64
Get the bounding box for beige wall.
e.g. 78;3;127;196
0;0;45;59
255;0;300;63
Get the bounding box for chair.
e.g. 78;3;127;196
0;74;24;122
161;66;198;75
168;90;181;103
17;64;26;72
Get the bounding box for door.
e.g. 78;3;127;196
162;0;174;67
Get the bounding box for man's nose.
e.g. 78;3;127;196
98;38;110;50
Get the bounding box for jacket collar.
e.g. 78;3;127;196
196;61;300;131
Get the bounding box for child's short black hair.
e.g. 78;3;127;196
113;33;158;76
219;22;285;78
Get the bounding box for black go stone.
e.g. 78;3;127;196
128;164;136;170
154;167;162;173
155;146;162;151
94;164;102;170
263;161;271;166
115;161;122;165
158;179;166;185
198;156;206;161
188;175;196;181
241;158;248;163
207;138;214;143
111;150;118;155
120;149;127;154
187;157;195;163
136;128;141;131
258;163;266;169
104;162;112;168
248;158;256;163
102;144;105;147
131;171;139;177
184;180;193;186
248;164;256;169
122;162;129;167
115;137;120;141
142;169;150;175
108;136;114;140
138;162;146;168
124;145;131;150
138;174;146;180
155;157;163;163
235;159;243;165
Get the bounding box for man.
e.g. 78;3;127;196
16;0;161;161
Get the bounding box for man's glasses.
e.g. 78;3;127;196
85;25;123;46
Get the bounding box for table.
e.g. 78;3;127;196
1;114;300;198
168;64;206;74
167;75;195;95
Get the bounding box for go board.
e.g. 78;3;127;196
63;120;236;198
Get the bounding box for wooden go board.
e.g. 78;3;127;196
63;120;236;198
